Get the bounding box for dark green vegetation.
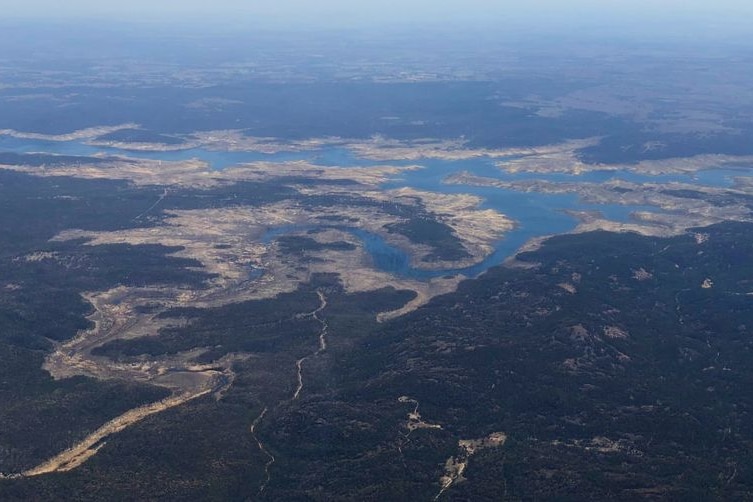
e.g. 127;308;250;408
0;172;211;472
386;218;470;262
95;128;185;145
5;33;753;166
6;221;753;499
5;76;753;163
0;169;311;473
0;167;473;479
4;23;753;168
300;191;471;263
3;21;753;501
0;168;298;256
578;133;753;164
0;83;628;152
92;289;324;363
276;235;356;255
0;152;109;167
661;188;753;209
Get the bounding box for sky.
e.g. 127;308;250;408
3;0;753;36
4;0;753;22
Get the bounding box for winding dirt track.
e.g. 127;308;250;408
251;290;329;493
250;407;275;494
23;386;218;477
5;289;330;481
293;290;328;401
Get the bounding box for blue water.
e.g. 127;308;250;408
0;135;382;170
3;134;752;279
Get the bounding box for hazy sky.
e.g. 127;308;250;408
4;0;753;31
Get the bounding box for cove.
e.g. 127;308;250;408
2;135;752;279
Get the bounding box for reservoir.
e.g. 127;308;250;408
1;134;751;279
